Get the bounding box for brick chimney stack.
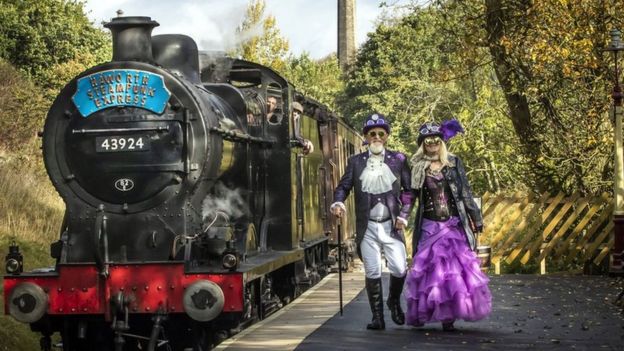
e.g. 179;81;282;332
337;0;356;72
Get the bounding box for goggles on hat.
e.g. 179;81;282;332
419;123;440;135
365;118;387;127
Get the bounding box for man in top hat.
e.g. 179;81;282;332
291;101;314;155
330;113;414;330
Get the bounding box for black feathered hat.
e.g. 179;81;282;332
417;120;464;145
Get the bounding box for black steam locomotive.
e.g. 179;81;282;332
3;16;362;350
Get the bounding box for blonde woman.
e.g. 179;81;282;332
405;121;491;331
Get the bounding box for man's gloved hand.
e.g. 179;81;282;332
302;139;314;155
331;203;346;218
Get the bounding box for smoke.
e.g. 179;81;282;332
84;1;260;55
201;182;250;225
189;2;266;55
198;13;264;55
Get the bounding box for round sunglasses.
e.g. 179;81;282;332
367;130;387;138
424;136;442;145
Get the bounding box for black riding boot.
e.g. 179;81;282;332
387;275;405;325
365;277;385;330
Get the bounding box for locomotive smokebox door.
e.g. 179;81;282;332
42;16;221;215
43;61;221;214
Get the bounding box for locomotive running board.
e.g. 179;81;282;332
238;249;305;282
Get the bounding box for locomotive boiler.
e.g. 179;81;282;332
3;16;363;350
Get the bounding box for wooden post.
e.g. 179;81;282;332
540;244;547;275
607;33;624;275
612;102;624;275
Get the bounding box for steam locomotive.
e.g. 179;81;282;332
3;16;362;351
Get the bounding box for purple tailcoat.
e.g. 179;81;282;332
333;150;414;247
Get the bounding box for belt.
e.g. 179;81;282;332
369;218;391;223
422;213;450;221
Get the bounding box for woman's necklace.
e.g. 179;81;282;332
426;168;441;176
427;162;443;176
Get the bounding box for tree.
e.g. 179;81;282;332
232;0;290;73
444;0;623;194
0;60;47;153
282;53;344;110
343;0;624;195
232;1;344;112
339;7;525;194
0;0;110;92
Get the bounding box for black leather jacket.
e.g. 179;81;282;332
412;155;482;253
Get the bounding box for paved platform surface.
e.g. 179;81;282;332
216;272;624;351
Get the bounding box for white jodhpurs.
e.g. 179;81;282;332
360;220;407;279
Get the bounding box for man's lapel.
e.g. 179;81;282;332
384;150;397;172
355;153;368;178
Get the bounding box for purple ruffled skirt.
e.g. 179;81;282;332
405;217;491;325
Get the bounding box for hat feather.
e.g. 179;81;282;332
440;119;464;141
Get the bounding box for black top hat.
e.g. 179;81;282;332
362;113;391;134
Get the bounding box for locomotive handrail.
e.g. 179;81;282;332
72;126;170;134
104;163;185;172
94;205;110;278
183;108;191;174
210;126;275;146
104;112;180;122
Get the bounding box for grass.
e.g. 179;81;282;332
0;161;64;351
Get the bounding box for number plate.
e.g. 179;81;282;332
95;135;150;153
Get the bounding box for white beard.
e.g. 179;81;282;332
369;142;384;155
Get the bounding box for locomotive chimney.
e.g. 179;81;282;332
104;16;159;62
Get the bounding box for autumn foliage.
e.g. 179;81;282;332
341;0;624;196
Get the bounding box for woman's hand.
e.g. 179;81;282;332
470;221;483;233
395;218;407;231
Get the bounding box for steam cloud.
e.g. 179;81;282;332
201;182;250;224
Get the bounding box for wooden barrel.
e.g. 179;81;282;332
476;246;491;272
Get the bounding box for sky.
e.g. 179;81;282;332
82;0;409;59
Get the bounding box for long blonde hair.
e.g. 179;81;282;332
414;139;453;167
410;139;454;189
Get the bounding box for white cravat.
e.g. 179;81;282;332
359;152;397;194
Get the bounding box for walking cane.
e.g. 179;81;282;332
337;217;344;316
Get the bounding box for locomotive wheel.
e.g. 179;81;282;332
60;320;115;351
189;323;213;351
213;329;230;345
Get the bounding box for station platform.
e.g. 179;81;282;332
215;272;624;351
